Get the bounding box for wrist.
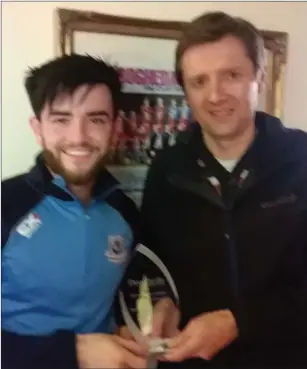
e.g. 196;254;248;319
219;309;238;339
76;333;91;346
76;334;100;369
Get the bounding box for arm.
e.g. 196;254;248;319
1;329;78;369
232;234;307;368
2;329;147;369
234;224;307;348
142;156;307;340
140;153;166;254
1;180;77;368
140;158;307;366
1;201;79;369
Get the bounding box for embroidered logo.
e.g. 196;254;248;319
260;193;298;209
105;235;127;264
16;213;42;238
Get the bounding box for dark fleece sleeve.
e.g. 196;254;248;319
1;329;79;369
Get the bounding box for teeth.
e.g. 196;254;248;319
64;150;91;157
211;110;232;116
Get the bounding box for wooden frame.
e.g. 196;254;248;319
55;7;288;118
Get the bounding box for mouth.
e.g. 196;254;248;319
209;109;234;118
63;149;94;158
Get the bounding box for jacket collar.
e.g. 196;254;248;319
25;153;119;201
170;111;306;208
182;111;300;174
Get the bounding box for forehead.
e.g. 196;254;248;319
48;84;113;112
181;35;253;77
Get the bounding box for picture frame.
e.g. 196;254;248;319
55;8;288;206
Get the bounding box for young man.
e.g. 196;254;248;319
140;12;307;368
2;54;146;369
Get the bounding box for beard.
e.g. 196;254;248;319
43;147;106;186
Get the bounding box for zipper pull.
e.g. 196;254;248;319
208;176;221;196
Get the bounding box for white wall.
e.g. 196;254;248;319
2;1;307;179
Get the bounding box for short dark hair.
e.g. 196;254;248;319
25;54;122;118
175;11;266;86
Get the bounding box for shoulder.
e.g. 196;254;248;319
2;172;43;207
2;173;35;211
2;173;44;248
2;173;27;195
282;126;307;163
147;126;197;179
288;127;307;149
106;188;140;240
95;168;140;231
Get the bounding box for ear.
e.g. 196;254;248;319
257;69;267;97
111;112;118;135
184;94;196;121
29;116;43;146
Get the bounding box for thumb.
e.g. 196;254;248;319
151;297;176;338
164;307;180;338
117;326;135;341
124;348;147;369
151;307;165;338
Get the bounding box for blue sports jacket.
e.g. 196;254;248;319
1;154;140;368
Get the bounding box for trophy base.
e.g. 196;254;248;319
149;338;170;355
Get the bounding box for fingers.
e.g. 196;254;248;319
163;309;180;340
151;298;170;338
168;327;188;349
165;338;196;362
117;325;135;340
152;297;180;338
151;307;165;338
163;326;199;362
124;348;147;369
114;336;147;356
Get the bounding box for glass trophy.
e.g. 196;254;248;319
118;243;180;368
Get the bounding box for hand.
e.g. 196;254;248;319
76;333;147;368
117;297;180;361
164;309;238;362
117;297;180;343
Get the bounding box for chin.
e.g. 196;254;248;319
63;156;102;172
63;170;95;186
60;163;99;184
208;121;240;136
209;127;238;139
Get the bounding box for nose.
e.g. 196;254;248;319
207;77;225;104
67;120;88;144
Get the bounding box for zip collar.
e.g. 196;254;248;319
168;112;307;209
182;111;304;181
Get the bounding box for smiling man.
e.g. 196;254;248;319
35;83;114;190
140;12;307;369
1;54;146;369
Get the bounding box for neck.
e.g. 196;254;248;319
202;123;256;160
47;166;94;204
68;183;93;205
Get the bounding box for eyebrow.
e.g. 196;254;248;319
49;110;71;116
49;110;111;118
188;66;244;79
87;110;110;118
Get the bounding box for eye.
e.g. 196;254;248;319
52;118;69;124
190;76;207;89
226;71;241;80
91;118;107;125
